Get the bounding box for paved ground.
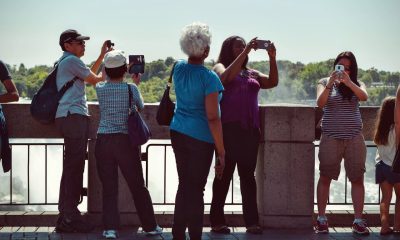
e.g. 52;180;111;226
1;227;400;240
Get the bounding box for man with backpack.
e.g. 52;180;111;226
55;29;112;233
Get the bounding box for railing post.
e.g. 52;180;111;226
256;105;315;229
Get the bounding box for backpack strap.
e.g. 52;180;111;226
54;55;79;94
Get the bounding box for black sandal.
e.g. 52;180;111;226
211;225;231;234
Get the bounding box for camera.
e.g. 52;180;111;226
105;40;114;48
335;65;345;72
256;40;269;49
128;55;145;74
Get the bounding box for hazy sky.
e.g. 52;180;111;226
1;0;399;71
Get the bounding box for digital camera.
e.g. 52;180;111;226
335;65;345;72
256;40;269;49
128;55;145;74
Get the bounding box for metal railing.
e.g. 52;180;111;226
0;141;386;208
0;142;242;208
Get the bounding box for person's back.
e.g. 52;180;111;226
96;81;143;133
94;50;162;239
171;60;221;143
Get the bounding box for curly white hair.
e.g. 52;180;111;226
179;22;211;58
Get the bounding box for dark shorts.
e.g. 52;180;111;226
375;161;400;184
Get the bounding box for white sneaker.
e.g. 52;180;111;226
143;225;163;236
103;229;118;239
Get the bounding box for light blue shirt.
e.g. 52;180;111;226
170;60;224;143
96;82;143;134
55;52;91;118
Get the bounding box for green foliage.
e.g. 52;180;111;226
4;58;399;106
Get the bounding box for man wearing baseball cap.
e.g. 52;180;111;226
55;29;112;233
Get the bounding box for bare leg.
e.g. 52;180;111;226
351;177;365;219
380;181;393;233
394;183;400;231
317;175;332;217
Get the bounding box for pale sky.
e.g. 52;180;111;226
1;0;399;72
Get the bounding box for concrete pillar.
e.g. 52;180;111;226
256;105;315;229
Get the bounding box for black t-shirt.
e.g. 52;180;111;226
0;60;11;82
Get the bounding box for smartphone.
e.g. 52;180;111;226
105;40;114;48
128;55;145;74
335;65;345;72
256;40;269;49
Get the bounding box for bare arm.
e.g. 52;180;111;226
205;92;225;178
256;42;278;89
84;41;113;86
395;85;400;145
338;72;368;101
0;79;19;103
213;38;257;85
316;77;335;108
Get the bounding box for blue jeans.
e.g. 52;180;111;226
171;130;214;240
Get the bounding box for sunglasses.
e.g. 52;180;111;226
67;40;85;45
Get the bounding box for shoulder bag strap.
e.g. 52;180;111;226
127;83;133;113
167;62;178;86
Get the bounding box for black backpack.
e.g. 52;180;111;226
30;58;77;124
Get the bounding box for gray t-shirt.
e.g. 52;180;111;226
55;52;91;118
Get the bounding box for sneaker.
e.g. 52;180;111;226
55;216;94;233
143;225;163;236
315;218;329;233
352;219;369;235
103;230;118;239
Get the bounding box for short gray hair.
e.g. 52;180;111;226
180;22;211;58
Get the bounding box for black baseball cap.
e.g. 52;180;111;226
59;29;90;47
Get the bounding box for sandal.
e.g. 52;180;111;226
380;228;393;235
211;225;231;234
246;225;263;234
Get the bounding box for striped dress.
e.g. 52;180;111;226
320;78;362;139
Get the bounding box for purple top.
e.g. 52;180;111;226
220;69;261;129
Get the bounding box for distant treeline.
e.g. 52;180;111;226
4;57;399;106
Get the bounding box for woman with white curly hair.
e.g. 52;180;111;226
169;22;225;240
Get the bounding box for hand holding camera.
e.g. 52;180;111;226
128;55;145;74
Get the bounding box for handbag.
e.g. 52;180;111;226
156;62;177;126
127;84;151;146
392;144;400;173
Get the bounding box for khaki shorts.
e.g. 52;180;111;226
318;133;366;182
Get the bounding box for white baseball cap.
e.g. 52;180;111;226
104;50;127;68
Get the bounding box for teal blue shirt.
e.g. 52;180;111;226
170;60;224;143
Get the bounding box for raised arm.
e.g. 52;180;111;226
84;41;113;86
256;41;278;89
213;38;257;85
